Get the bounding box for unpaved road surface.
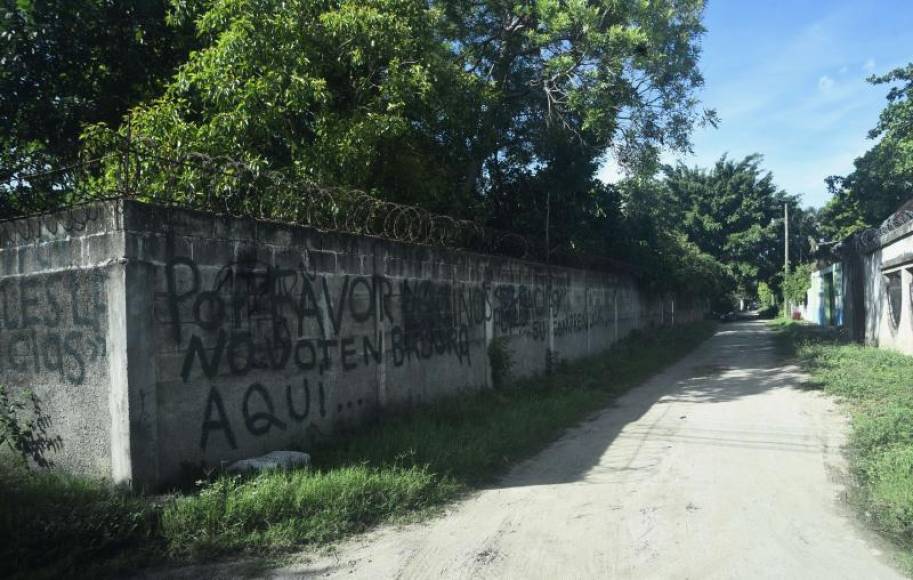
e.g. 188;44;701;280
182;320;904;579
277;320;903;579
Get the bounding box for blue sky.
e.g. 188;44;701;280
598;0;913;208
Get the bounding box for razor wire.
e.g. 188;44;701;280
0;136;634;273
854;207;913;253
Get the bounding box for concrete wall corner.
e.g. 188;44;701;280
105;255;160;489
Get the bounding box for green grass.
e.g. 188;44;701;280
0;465;160;579
774;322;913;569
1;321;715;578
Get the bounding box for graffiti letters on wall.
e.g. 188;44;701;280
161;253;612;453
164;256;481;377
0;271;107;386
162;255;493;451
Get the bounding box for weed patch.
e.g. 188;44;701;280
774;322;913;569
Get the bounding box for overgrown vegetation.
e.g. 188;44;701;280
0;0;740;302
756;281;776;308
820;62;913;239
0;321;714;579
0;466;160;580
2;1;836;307
775;322;913;570
782;263;813;306
3;0;711;230
618;155;818;307
0;0;198;216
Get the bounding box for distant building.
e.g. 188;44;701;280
806;198;913;355
805;261;843;327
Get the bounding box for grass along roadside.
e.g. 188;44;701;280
773;321;913;571
2;321;716;579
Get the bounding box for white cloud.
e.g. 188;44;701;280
664;0;913;210
607;3;912;209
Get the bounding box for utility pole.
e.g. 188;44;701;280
784;203;790;316
784;203;790;275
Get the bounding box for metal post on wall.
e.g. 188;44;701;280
120;113;133;198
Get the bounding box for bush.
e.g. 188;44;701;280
782;263;813;306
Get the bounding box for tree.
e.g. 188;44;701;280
615;175;736;309
618;154;820;303
660;154;813;298
89;0;713;240
782;263;812;308
0;0;197;216
756;281;775;308
820;62;913;239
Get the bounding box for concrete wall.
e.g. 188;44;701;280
0;200;703;487
0;203;121;477
814;216;913;355
862;221;913;355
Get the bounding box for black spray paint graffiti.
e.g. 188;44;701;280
162;255;485;452
491;279;569;341
164;256;477;385
166;256;396;343
200;379;328;451
161;254;603;453
0;271;107;385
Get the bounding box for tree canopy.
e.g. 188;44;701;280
2;0;818;305
820;62;913;240
616;154;817;305
0;0;196;214
84;0;713;245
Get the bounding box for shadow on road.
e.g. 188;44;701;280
495;320;808;489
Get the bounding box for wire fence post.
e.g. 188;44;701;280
120;114;133;198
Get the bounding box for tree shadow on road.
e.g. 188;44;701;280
494;321;824;489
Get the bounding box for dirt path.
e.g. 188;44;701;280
260;320;902;579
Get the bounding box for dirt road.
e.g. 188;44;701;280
279;320;901;579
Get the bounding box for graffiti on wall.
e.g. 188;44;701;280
159;253;616;453
492;281;568;340
163;257;481;380
0;271;107;386
162;255;492;450
198;378;331;451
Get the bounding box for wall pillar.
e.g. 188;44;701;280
372;242;389;407
585;272;591;354
107;258;159;489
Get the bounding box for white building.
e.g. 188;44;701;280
807;200;913;356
